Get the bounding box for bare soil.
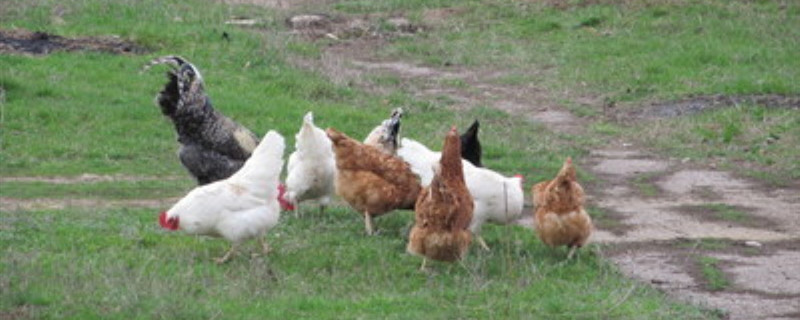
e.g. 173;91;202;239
274;12;800;319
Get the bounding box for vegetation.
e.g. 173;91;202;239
697;256;730;291
3;0;798;318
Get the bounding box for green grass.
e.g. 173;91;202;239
697;256;730;291
2;207;712;319
370;0;799;100
624;105;800;186
702;203;748;223
0;179;191;200
631;172;661;197
4;0;795;318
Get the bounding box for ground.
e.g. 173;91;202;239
2;7;799;319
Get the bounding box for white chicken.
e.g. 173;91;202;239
398;138;525;251
284;112;336;216
159;130;286;264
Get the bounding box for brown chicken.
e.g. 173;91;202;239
532;157;593;259
326;127;421;235
407;126;474;270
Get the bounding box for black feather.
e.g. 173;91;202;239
459;119;482;167
148;56;260;185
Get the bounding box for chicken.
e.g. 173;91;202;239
398;137;524;251
531;157;592;259
460;119;483;167
363;108;403;155
326;127;421;235
466;170;524;251
396;138;441;186
158;130;285;264
284;112;336;216
407;126;474;270
144;55;259;185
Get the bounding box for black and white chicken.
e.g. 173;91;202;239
144;55;260;185
363;108;403;155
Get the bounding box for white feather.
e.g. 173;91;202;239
165;130;285;244
285;112;336;206
397;137;524;234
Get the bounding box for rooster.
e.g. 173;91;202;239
159;131;285;264
398;137;524;251
407;126;474;270
144;55;260;185
326;127;421;235
531;157;592;259
460;119;482;167
363;108;403;155
284;112;336;216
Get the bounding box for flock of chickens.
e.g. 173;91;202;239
146;56;593;268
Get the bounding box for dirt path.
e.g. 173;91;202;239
275;14;800;318
3;5;798;318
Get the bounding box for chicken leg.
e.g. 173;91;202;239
567;245;579;260
419;258;428;272
476;236;491;251
259;237;272;255
364;212;375;235
215;245;238;264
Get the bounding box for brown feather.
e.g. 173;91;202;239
407;127;474;262
326;128;421;218
532;157;593;249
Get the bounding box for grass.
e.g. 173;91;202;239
702;203;748;223
697;256;730;292
2;0;795;318
631;172;661;197
623;104;800;186
2;207;711;319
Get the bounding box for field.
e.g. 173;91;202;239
2;0;798;319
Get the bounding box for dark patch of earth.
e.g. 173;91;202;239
626;94;800;120
0;29;148;55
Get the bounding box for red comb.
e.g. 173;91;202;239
159;211;179;230
277;183;295;211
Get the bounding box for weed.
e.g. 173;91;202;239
703;203;748;223
631;172;660;197
697;256;730;291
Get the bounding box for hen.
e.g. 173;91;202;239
284;112;336;215
531;157;592;259
407;127;474;270
460;119;483;167
144;55;259;185
159;131;285;264
363;108;403;155
398;138;524;251
326;127;421;235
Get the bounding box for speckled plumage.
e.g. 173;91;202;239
145;56;259;185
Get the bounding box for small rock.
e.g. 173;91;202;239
744;241;762;248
